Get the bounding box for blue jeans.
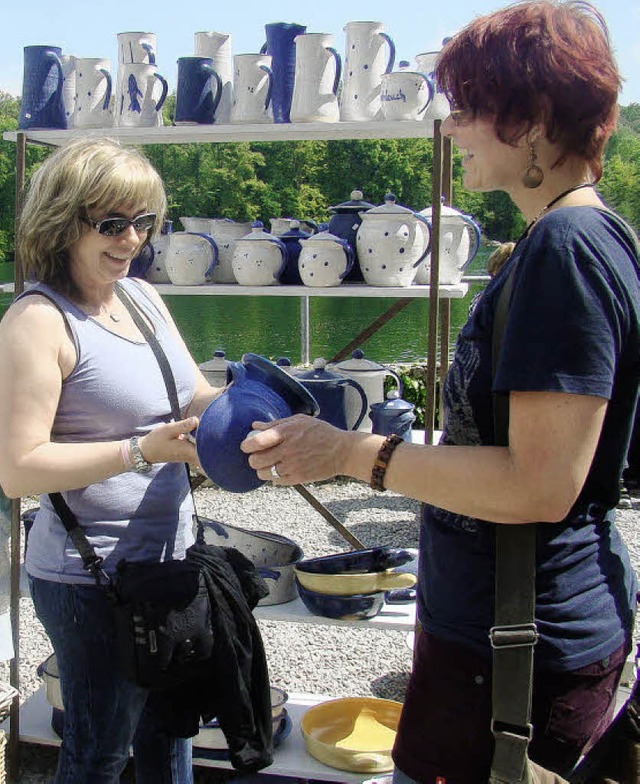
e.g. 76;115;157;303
29;576;193;784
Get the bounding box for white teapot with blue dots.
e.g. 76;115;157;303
356;193;431;287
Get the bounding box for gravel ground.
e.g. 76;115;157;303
2;478;638;783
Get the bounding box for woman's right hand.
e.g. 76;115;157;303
137;417;199;467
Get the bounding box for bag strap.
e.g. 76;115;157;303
489;262;540;784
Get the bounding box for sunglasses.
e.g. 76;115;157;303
85;212;157;237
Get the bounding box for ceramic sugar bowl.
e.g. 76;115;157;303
356;194;431;287
164;231;219;286
298;227;354;287
232;221;288;286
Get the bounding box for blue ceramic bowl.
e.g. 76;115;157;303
296;546;414;575
196;353;318;493
295;578;386;620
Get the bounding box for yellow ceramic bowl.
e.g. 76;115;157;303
294;567;416;597
301;696;402;773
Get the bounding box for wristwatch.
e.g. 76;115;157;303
129;436;152;473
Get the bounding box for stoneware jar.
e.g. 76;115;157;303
164;231;219;286
356;193;431;286
232;221;288;286
19;45;67;129
298;228;354;287
196;353;319;492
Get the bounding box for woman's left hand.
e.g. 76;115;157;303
240;414;354;485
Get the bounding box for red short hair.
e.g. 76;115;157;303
435;0;620;180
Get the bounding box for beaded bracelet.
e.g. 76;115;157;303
370;433;403;492
120;439;134;472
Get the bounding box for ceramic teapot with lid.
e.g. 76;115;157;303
293;358;368;430
356;193;431;287
277;220;313;285
199;349;230;388
327;189;375;282
331;349;403;432
164;231;218;286
369;389;416;441
298;226;354;287
196;352;319;492
414;201;481;285
232;221;287;286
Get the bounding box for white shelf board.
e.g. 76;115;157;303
255;596;415;631
3;120;435;147
155;282;468;298
6;687;389;782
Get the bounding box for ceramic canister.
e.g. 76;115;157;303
175;57;222;125
73;58;113;129
340;21;395;122
19;45;67;130
230;53;274;124
194;32;233;124
115;63;168;127
117;32;157;65
290;33;341;123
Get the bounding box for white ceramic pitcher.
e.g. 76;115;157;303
61;54;77;127
118;32;157;65
415;202;482;285
290;33;341;123
415;51;450;121
230;53;274;124
74;58;113;129
164;232;219;286
181;217;254;283
340;21;395;121
115;63;168;127
232;222;287;286
194;32;233;124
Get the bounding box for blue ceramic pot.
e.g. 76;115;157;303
261;22;307;123
196;353;319;493
294;358;368;430
175;56;222;125
296;546;414;575
295;579;385;620
369;391;416;441
19;45;67;129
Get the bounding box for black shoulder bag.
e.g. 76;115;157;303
49;283;214;690
489;246;639;784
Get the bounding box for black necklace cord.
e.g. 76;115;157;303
517;182;595;245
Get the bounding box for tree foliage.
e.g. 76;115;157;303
0;97;638;264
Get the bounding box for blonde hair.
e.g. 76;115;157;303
17;137;167;289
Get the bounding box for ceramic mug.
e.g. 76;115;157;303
194;32;233;123
73;58;113;129
230;54;274;124
380;70;434;121
175;57;222;125
117;32;157;65
19;45;67;129
115;63;168;127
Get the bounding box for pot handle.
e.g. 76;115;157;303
417;72;435;115
338;239;355;280
259;64;274;110
99;68;113;112
142;42;156;66
260;42;268;55
386;368;404;397
268;237;289;281
413;212;432;267
459;214;482;272
203;64;223;120
153;72;169;112
344;377;369;431
185;232;219;277
258;567;281;581
380;33;396;74
327;47;342;96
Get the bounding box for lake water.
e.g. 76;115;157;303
0;251;489;366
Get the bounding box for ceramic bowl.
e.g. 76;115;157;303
294;567;416;596
295;579;386;621
201;518;303;606
301;696;402;773
296;546;414;575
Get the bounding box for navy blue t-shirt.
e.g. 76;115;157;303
419;207;639;671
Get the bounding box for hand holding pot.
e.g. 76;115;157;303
137;416;200;467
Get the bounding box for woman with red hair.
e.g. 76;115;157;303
242;2;639;781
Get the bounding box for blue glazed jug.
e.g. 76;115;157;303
369;390;416;441
294;358;368;431
19;45;67;129
175;56;222;125
261;22;307;123
196;353;319;493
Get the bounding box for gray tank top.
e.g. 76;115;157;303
23;278;196;583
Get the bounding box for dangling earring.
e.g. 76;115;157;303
522;141;544;189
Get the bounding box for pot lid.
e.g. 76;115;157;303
300;226;345;244
328;189;375;214
363;193;415;216
199;349;229;371
333;349;390;373
295;357;348;383
237;220;277;241
370;390;414;412
419;197;466;219
280;219;312;240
